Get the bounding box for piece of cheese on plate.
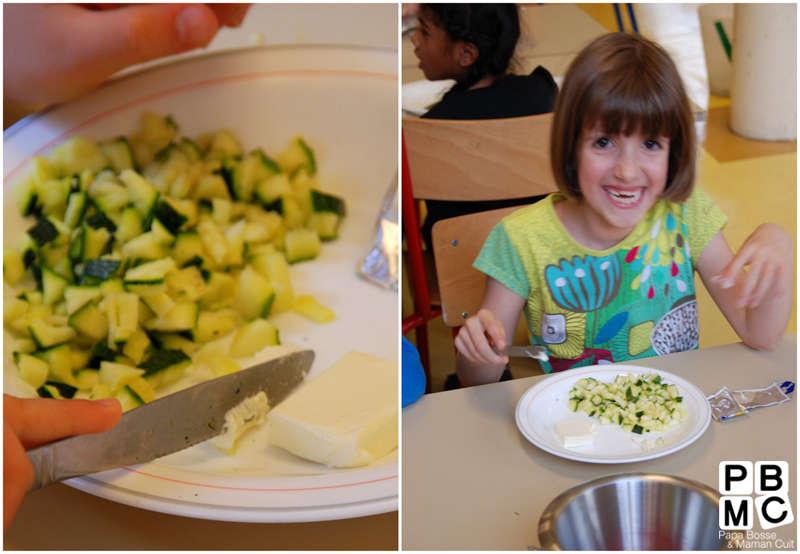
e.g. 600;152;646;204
268;351;397;468
555;416;595;448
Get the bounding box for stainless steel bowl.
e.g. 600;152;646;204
538;473;726;550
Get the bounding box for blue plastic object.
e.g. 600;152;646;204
402;337;426;407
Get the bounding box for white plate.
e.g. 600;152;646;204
3;45;398;522
515;365;711;464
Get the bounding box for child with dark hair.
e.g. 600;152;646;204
454;33;792;385
409;4;558;388
412;3;556;119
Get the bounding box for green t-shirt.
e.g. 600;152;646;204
474;188;727;373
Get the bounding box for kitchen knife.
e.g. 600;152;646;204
27;349;314;490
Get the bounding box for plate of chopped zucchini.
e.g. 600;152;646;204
515;365;711;464
3;45;397;521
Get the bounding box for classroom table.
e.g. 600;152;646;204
402;337;797;550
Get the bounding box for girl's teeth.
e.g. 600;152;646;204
606;188;641;206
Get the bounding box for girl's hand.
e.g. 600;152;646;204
454;308;510;365
711;223;792;309
4;395;121;529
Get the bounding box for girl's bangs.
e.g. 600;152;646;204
581;76;681;139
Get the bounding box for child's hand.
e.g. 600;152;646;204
454;308;510;365
4;4;250;124
712;223;792;309
4;395;121;528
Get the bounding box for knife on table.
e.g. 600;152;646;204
27;349;314;490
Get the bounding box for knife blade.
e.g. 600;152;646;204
27;349;314;490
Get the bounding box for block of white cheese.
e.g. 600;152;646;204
268;351;397;468
555;416;595;448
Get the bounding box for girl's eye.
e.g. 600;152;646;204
593;136;612;148
644;139;662;150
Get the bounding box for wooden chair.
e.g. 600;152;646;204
402;112;557;389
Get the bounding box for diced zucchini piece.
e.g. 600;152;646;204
105;292;139;346
27;217;60;247
223;219;246;266
86;210;117;233
42;266;69;305
63;191;89;228
119;169;159;219
28;320;76;349
156;333;199;356
113;206;144;243
34;344;78;387
81;258;120;283
122;329;152;365
140;292;176;318
68;301;109;341
152;198;188;234
255;173;291;205
197;219;227;266
232;149;280;201
127;376;156;403
310;189;346;216
284;228;321;263
307;212;340;241
199;272;237;309
99;137;135;172
17;354;50;389
124;257;176;282
277;136;316;176
4;249;26;285
140;349;191;389
192;174;230;201
193;309;238;343
99;361;144;394
4;298;29;326
165;266;206;302
172;232;206;267
49;136;108;176
205;130;243;161
144;302;198;332
230;319;280;358
236;266;274;320
250;250;294;313
292;295;335;323
75;368;100;390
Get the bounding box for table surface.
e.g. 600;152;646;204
4;5;398;549
402;338;797;550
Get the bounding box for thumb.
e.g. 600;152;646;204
77;4;220;74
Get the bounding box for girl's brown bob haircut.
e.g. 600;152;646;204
550;32;695;202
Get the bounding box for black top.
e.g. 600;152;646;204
418;66;558;248
422;65;557;120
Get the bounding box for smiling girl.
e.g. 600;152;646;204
455;33;793;384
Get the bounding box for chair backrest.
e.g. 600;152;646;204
402;112;557;201
431;206;521;327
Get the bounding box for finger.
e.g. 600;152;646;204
736;252;769;307
5;396;121;449
4;422;34;529
208;4;251;27
480;314;507;352
456;328;482;363
748;261;778;308
715;243;757;287
467;316;507;365
75;3;220;74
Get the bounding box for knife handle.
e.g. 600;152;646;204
27;444;58;491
